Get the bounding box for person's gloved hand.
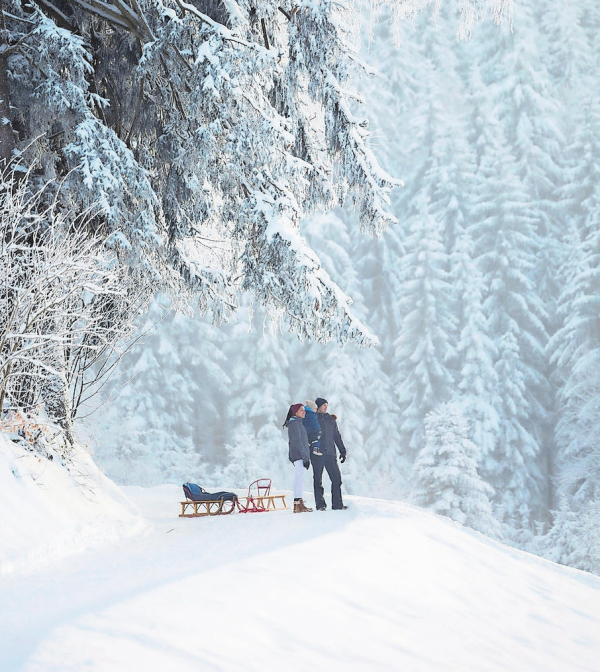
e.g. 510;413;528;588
303;459;310;469
340;452;346;464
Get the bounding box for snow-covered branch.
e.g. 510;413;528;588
0;0;512;347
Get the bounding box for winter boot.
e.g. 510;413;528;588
311;439;323;456
294;498;313;513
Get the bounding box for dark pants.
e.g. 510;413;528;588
311;454;343;509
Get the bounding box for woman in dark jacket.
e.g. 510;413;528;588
283;403;313;513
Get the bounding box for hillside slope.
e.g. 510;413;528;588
0;435;147;577
1;480;600;671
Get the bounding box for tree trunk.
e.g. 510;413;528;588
0;1;16;166
43;367;76;450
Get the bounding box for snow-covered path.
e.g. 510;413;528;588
2;485;600;672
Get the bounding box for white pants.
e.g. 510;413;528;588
293;459;306;499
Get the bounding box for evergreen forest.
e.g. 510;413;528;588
93;2;600;575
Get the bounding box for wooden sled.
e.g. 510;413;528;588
179;483;238;518
179;498;237;518
236;478;288;513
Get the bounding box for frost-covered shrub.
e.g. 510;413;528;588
542;499;600;575
0;169;145;446
412;402;501;538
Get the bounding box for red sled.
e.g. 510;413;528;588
236;478;287;512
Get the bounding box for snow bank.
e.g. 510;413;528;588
0;434;148;576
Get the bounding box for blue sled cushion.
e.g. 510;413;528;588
183;483;237;502
183;483;205;500
210;491;238;502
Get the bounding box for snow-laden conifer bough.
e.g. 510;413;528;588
0;0;512;350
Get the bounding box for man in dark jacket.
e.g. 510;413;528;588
312;397;348;510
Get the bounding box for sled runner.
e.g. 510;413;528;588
236;478;288;513
179;483;238;517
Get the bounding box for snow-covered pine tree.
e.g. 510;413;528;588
538;2;593;91
394;196;457;459
453;231;499;468
493;327;543;533
412;402;500;537
480;9;565;361
350;221;408;497
358;350;409;498
570;0;600;73
467;60;549;531
386;43;473;477
352;6;426;188
545;98;600;573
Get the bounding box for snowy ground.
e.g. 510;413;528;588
2;474;600;672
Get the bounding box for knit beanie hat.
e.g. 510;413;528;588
315;397;328;410
304;400;318;411
290;403;304;416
